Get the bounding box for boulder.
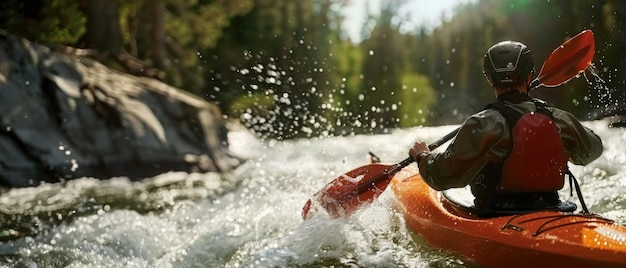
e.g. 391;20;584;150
0;31;243;187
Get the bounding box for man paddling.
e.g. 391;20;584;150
409;40;603;216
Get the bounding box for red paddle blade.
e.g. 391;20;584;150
302;163;393;220
536;30;595;87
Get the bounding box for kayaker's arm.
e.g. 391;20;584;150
417;110;509;191
551;108;603;165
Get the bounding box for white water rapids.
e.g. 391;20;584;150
0;121;624;267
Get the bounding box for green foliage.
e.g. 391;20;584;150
37;0;86;44
398;73;436;128
1;0;623;139
201;0;346;139
168;0;254;49
118;0;143;45
357;0;407;132
0;0;85;44
228;92;275;119
332;40;364;110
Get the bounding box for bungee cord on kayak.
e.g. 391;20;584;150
501;213;614;236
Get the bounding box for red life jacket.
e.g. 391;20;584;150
487;101;568;193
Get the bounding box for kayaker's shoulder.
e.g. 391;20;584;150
473;100;542;119
469;108;505;121
460;110;508;133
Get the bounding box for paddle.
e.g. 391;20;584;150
302;30;596;220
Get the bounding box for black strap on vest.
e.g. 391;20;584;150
484;99;553;126
567;170;590;213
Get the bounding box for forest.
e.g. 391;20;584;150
1;0;624;139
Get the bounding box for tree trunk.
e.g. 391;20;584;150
81;0;123;54
149;0;166;69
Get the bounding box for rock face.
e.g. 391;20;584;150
0;32;243;187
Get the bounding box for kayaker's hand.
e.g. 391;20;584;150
409;142;430;162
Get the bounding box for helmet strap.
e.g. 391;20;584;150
523;72;534;94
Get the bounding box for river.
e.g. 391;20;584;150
0;121;624;267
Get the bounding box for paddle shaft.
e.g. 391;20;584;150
399;127;460;168
355;128;460;194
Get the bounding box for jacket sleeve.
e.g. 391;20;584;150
417;110;510;190
551;108;603;165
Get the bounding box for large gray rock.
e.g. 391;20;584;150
0;32;243;187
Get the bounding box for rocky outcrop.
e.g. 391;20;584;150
0;31;243;187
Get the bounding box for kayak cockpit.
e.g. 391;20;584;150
441;187;577;218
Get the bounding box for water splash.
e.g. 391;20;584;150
581;64;624;122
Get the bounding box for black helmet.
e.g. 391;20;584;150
483;41;534;88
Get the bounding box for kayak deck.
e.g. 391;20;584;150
391;165;626;267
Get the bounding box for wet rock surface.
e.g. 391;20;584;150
0;31;243;187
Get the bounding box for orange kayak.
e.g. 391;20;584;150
391;165;626;267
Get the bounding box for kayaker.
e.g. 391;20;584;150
408;40;603;216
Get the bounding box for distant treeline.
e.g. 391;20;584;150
1;0;624;139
